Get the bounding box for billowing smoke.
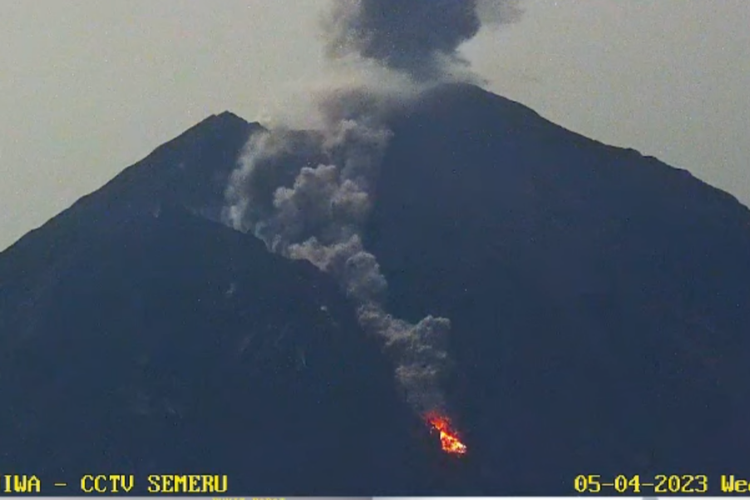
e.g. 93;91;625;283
225;93;451;414
325;0;523;81
225;0;522;419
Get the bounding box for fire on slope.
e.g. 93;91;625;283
425;412;467;456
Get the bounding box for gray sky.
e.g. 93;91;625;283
1;0;748;251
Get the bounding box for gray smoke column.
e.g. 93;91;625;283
225;89;452;415
325;0;523;81
225;0;523;423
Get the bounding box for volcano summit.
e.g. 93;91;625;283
0;83;749;494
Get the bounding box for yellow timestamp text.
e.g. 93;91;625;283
574;474;709;494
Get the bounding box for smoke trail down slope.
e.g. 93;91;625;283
225;94;452;415
225;0;523;431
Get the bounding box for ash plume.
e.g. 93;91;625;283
225;0;523;419
325;0;523;81
225;95;452;414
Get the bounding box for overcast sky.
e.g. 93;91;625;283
1;0;748;250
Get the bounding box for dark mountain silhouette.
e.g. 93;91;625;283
0;112;445;495
369;83;750;491
1;84;749;495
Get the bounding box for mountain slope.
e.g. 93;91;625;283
1;83;749;494
0;113;452;494
0;111;253;273
368;82;750;490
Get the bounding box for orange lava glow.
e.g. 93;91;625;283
425;412;468;456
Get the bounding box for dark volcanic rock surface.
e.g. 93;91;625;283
0;113;446;494
369;83;750;490
1;85;749;494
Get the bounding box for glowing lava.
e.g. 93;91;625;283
425;412;468;456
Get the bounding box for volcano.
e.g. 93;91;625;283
1;83;748;495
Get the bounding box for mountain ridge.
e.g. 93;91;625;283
5;84;747;260
1;82;749;494
365;82;750;488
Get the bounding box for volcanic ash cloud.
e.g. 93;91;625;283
225;93;452;415
225;0;523;441
324;0;523;82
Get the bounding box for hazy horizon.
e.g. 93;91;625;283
1;0;748;250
